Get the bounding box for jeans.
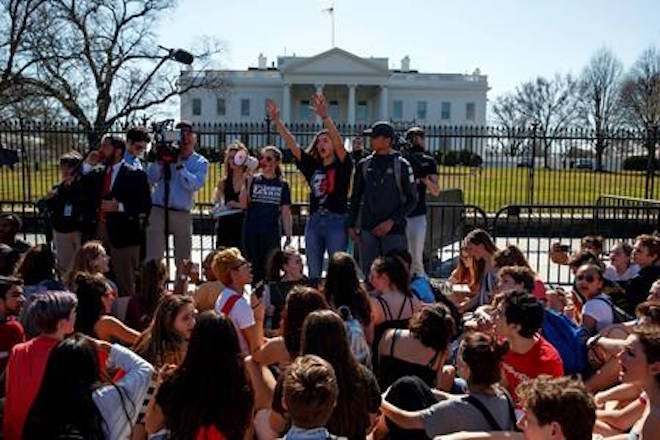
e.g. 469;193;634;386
304;211;349;278
359;229;408;275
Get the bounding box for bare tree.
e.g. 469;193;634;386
491;93;529;156
2;0;224;146
0;0;49;104
513;74;580;168
578;47;625;171
620;46;660;197
621;47;660;132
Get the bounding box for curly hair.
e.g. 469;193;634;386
517;376;596;440
408;303;455;353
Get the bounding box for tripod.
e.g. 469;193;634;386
162;160;173;276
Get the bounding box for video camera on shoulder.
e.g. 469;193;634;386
147;119;182;163
394;133;426;178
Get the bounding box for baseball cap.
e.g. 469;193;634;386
0;275;23;287
175;120;194;131
405;126;425;138
363;121;395;139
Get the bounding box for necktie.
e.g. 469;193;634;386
102;165;112;196
100;165;113;222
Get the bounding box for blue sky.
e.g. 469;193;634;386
157;0;659;106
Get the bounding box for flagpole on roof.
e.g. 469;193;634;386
321;2;335;47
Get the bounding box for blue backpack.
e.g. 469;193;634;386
541;309;589;375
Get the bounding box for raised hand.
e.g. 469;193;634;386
311;93;329;119
265;99;280;121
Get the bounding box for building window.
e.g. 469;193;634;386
392;100;403;121
417;101;427;120
466;102;475;121
441;102;451;120
216;98;226;116
329;100;340;121
300;100;312;121
192;98;202;116
356;101;368;123
241;99;250;117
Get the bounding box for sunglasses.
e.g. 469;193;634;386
576;274;596;283
232;260;250;270
261;156;276;163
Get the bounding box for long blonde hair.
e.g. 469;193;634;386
66;241;106;286
223;141;249;178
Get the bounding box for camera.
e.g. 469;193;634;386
394;134;425;179
147;119;182;163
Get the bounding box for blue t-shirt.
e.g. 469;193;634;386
244;175;291;231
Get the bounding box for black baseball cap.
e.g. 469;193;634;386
0;275;23;287
363;121;395;139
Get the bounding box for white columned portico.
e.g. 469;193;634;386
379;85;389;120
282;83;291;123
315;83;324;123
347;84;357;124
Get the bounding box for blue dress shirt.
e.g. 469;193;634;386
147;152;209;211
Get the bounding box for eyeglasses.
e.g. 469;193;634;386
576;274;596;283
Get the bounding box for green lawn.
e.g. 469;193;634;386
1;162;655;212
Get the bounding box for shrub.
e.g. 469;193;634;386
623;155;660;171
434;149;482;167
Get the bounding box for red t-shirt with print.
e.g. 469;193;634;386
501;335;564;403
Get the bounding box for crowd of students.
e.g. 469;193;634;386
0;92;659;439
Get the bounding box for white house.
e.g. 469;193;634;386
179;47;489;126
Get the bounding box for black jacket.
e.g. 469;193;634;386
45;178;90;233
349;152;418;234
626;264;660;310
84;163;151;248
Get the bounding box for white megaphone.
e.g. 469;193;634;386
233;150;259;172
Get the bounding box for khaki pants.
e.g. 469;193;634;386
52;230;81;276
97;224;140;297
406;214;427;276
145;206;192;275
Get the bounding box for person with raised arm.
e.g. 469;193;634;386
267;94;352;278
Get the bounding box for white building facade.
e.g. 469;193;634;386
180;48;489;126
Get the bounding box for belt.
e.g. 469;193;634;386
316;208;345;215
153;204;189;213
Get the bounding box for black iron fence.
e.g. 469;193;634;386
5;198;660;287
0;121;658;213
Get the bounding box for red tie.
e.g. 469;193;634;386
100;166;112;222
102;165;112;196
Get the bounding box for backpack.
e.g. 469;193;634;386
220;294;241;316
361;153;407;205
338;305;372;369
593;296;635;324
541;308;589;375
462;390;519;432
